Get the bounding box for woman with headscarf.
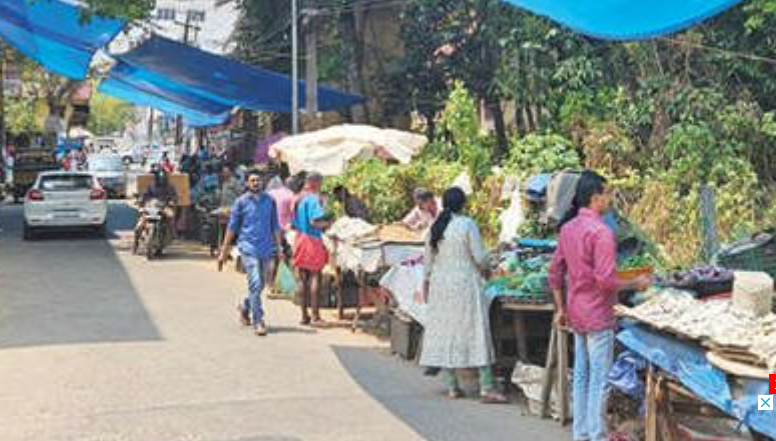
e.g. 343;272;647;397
418;187;508;403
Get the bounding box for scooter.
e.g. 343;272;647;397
135;198;174;260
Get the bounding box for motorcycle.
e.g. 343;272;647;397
194;189;222;257
134;198;174;260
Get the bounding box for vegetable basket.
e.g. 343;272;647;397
617;266;654;280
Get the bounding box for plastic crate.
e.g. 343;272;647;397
390;313;422;360
716;232;776;279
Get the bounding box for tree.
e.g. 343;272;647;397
88;93;135;136
79;0;154;20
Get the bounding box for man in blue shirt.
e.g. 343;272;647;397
218;170;283;336
292;173;332;326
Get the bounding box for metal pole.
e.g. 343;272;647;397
175;15;192;151
147;108;154;148
291;0;299;134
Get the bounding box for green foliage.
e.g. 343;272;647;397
427;82;493;180
88;93;135;136
325;159;464;225
504;133;580;178
80;0;154;20
5;98;41;134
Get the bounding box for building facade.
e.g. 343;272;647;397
151;0;240;54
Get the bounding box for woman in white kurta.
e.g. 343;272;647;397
419;187;507;403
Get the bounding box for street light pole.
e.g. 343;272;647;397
291;0;299;134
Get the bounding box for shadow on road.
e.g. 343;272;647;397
0;202;161;349
209;437;302;441
331;345;564;441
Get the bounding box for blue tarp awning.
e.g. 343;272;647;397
0;0;124;79
111;35;364;113
618;323;776;439
98;61;232;127
504;0;745;40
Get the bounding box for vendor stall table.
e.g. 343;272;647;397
499;300;571;426
618;323;776;441
330;233;424;330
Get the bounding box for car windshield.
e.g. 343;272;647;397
89;156;123;172
40;175;93;191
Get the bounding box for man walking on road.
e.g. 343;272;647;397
219;171;284;336
292;173;332;326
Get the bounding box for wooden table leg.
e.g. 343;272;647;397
351;270;366;332
645;365;658;441
540;326;558;419
557;328;570;426
511;311;529;362
335;267;344;321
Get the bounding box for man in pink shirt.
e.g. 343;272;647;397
266;176;295;231
548;170;650;441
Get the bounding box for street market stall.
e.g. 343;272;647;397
269;124;427;176
327;217;425;329
614;275;776;441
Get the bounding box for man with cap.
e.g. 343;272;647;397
401;188;440;231
292;172;333;326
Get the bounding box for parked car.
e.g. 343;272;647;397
117;145;144;165
23;171;108;240
88;153;127;198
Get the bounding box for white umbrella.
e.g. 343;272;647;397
269;124;427;176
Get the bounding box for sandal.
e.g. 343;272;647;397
310;318;326;328
300;316;311;326
237;305;250;327
447;388;464;400
480;391;509;404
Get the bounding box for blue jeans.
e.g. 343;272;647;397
573;329;615;441
241;256;273;326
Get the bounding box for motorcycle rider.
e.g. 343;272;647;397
135;169;179;252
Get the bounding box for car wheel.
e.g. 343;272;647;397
23;223;35;241
122;156;133;166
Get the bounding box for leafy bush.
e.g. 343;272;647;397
424;82;493;181
504;133;581;178
326;159;465;225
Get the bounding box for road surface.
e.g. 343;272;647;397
0;201;568;441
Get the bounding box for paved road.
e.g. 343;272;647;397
0;202;569;441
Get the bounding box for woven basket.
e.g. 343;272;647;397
732;271;774;317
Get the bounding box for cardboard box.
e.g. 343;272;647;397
135;173;191;206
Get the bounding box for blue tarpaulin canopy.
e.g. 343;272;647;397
98;61;232;127
107;35;364;113
0;0;124;79
503;0;745;40
618;323;776;439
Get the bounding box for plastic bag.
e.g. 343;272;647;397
275;261;297;296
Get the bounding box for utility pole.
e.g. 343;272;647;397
291;0;299;134
147;108;155;147
175;13;194;152
304;8;318;115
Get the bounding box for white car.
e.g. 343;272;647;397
23;171;108;240
88;153;127;198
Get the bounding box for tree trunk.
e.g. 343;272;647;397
338;7;368;123
488;98;508;163
424;113;436;141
